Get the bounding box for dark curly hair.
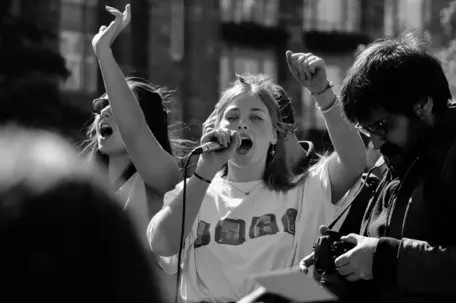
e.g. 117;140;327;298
341;29;452;123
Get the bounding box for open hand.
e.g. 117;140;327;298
334;234;378;282
92;4;131;57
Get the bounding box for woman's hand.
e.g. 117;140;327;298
202;109;217;136
286;50;328;95
92;4;131;58
196;128;240;177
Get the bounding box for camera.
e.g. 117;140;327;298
313;229;355;274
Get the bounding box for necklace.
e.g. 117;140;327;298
227;180;263;196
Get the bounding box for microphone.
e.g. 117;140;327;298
192;141;225;155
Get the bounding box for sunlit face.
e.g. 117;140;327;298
357;106;428;174
93;98;126;156
218;93;277;168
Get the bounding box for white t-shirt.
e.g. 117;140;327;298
150;158;346;303
117;172;149;247
118;172;178;302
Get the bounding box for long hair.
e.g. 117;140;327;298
214;74;297;191
80;76;177;168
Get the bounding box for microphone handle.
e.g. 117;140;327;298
192;142;223;155
201;142;223;153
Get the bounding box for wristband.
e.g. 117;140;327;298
193;171;211;184
315;95;339;114
311;81;334;96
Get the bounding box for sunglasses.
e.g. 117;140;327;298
355;118;389;137
92;98;110;114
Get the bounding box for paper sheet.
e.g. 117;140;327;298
251;267;337;302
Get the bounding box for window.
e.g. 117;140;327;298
59;0;98;93
59;30;97;92
9;0;21;15
220;0;278;27
61;0;97;6
316;0;343;31
385;0;425;34
398;0;424;30
346;0;361;32
300;65;342;130
303;0;361;32
219;48;277;91
384;0;395;34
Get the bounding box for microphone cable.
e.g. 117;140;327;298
174;137;238;303
174;146;203;303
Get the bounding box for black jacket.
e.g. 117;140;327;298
355;108;456;303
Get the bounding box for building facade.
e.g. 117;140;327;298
9;0;451;151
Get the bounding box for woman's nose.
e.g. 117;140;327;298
238;124;248;130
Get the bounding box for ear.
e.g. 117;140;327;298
413;96;433;119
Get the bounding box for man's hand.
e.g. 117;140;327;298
286;51;328;94
334;234;379;282
299;225;328;274
92;4;131;57
299;252;315;274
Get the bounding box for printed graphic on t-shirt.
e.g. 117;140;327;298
215;218;246;245
249;214;279;238
282;208;298;235
194;220;211;248
195;208;299;248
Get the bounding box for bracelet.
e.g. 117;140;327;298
315;95;339;114
193;171;211;184
311;81;334;96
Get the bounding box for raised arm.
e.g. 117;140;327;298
286;51;365;202
92;4;180;197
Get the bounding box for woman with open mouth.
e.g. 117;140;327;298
149;50;366;301
81;4;181;255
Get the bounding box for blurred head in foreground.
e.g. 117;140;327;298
0;126;163;303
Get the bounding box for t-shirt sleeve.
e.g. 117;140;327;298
305;155;344;221
147;180;198;275
307;156;331;200
293;156;342;263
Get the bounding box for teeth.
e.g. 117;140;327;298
99;123;113;138
239;134;251;141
